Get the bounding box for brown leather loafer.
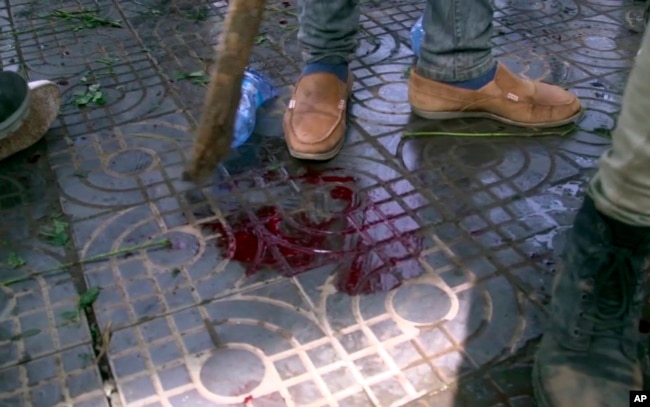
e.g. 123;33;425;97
408;63;583;128
283;71;353;160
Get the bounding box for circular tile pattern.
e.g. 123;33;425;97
506;0;544;11
146;230;202;267
451;143;501;170
378;83;408;103
558;87;617;157
401;137;510;181
583;36;618;51
0;286;14;320
350;63;413;124
200;347;266;397
390;283;453;325
356;32;401;65
562;20;635;68
494;0;579;20
19;1;646;405
206;159;425;294
211;166;363;275
106;148;156;175
499;51;570;83
577;109;615;133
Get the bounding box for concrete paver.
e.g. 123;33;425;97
0;0;646;406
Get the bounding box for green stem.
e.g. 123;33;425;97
1;239;171;286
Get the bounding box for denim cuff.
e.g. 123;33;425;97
301;51;352;65
415;53;496;83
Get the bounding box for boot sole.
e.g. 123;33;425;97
411;106;585;129
0;81;61;161
531;354;552;407
0;72;30;139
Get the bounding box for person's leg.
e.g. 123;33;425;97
408;0;583;128
533;26;650;407
283;0;359;161
296;0;359;80
588;45;650;227
417;0;495;84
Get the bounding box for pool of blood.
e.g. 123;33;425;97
205;167;423;295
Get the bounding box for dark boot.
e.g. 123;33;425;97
533;196;650;407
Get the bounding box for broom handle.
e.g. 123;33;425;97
184;0;267;182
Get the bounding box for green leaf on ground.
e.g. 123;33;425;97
61;287;98;326
186;9;208;21
592;127;611;138
175;70;208;87
40;217;70;247
7;253;26;268
11;328;41;341
51;219;69;246
96;57;119;66
78;353;94;365
73;83;105;107
61;310;80;321
79;286;101;309
47;9;122;31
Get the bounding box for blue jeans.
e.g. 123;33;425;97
297;0;495;82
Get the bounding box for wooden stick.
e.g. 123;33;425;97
183;0;267;183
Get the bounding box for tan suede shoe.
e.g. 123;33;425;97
283;72;353;160
408;63;583;128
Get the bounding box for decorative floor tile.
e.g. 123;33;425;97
0;0;646;405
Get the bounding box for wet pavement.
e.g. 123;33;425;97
0;0;647;406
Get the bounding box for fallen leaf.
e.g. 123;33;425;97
61;310;80;321
7;252;26;268
11;329;41;341
79;286;101;308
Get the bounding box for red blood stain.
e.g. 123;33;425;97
205;167;423;295
243;395;254;404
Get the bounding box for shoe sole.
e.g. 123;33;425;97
0;72;30;139
0;80;61;161
288;104;583;160
531;355;552;407
412;106;585;129
286;72;354;161
287;135;345;161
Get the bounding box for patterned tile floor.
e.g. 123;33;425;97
0;0;647;406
